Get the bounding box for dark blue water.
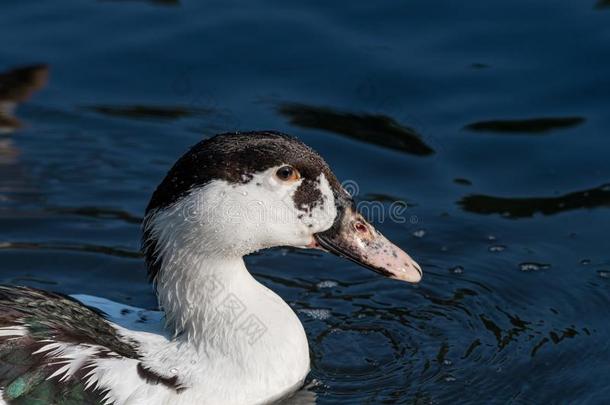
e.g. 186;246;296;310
1;1;610;403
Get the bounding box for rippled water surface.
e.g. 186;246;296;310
1;1;610;403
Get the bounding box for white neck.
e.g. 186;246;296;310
152;251;310;403
138;176;328;402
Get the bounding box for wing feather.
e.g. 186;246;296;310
0;286;142;404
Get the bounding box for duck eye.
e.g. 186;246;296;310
276;165;299;181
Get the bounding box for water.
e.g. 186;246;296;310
1;0;609;403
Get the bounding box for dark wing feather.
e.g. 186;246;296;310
0;286;142;404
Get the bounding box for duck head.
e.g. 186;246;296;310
143;131;422;284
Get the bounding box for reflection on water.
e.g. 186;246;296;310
0;241;141;259
0;64;48;133
459;183;610;218
86;104;213;121
361;193;413;206
47;206;143;224
0;139;19;166
278;103;434;156
464;116;585;134
595;0;610;9
453;178;472;186
0;64;49;206
99;0;180;6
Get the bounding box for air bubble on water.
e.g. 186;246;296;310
170;368;178;374
241;191;248;196
450;266;463;274
580;259;591;265
444;376;457;382
519;262;551;272
298;308;331;320
488;245;506;252
309;379;328;389
412;229;426;238
443;359;453;366
317;280;338;289
597;270;610;279
487;235;497;241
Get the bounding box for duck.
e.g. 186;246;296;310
0;131;422;405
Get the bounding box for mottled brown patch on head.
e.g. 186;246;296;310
293;177;322;211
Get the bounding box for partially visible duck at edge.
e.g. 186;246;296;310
0;131;422;405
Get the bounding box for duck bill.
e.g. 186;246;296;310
314;207;422;284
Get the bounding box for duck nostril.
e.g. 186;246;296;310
353;221;368;234
411;262;423;276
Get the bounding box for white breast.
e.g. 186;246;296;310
75;273;310;405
